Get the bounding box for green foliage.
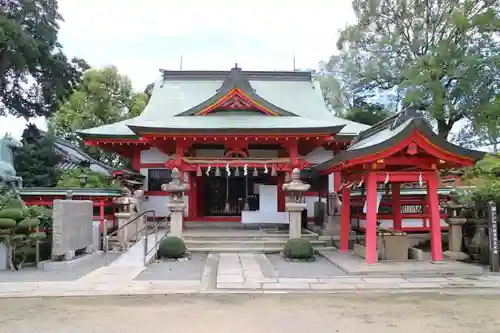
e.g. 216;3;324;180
157;236;187;259
283;239;314;260
49;66;149;168
0;208;24;221
0;0;89;118
0;191;23;210
13;124;62;187
0;218;17;229
57;168;114;188
459;155;500;206
343;101;391;126
22;205;53;229
17;218;40;231
335;0;500;139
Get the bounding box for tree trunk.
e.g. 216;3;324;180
437;120;452;140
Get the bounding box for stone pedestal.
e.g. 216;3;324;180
444;217;469;261
115;212;132;249
162;168;189;238
286;202;307;239
167;202;186;237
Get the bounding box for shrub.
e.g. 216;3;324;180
283;238;314;260
0;208;24;221
0;218;17;229
157;236;186;259
17;218;40;230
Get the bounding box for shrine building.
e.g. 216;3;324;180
78;65;485;263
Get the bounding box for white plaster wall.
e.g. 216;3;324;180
144;195;189;217
303;147;333;164
141;147;169;163
328;173;334;192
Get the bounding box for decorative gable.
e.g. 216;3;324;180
196;88;279;116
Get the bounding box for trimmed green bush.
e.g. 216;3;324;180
157;236;186;259
28;232;47;240
0;218;17;229
17;218;40;230
0;208;24;221
283;238;314;260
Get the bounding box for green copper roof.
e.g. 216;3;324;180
78;67;369;138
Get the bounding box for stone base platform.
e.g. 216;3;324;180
319;249;484;277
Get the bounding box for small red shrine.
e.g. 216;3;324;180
314;108;485;263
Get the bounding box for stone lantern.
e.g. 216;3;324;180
161;168;189;237
282;168;310;239
442;191;469;260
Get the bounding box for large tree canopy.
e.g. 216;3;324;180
49;66;148;168
336;0;500;139
0;0;88;118
13;124;61;187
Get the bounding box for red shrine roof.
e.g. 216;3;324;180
313;108;485;173
77;66;369;140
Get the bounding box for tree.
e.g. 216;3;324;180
49;66;148;167
0;0;89;118
343;100;391;126
337;0;500;139
13;124;61;187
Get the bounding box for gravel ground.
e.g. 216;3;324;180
0;294;499;333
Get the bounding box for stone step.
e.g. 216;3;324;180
189;247;284;253
185;239;327;251
183;234;318;241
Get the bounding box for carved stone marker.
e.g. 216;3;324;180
162;168;189;237
52;200;95;260
283;168;310;239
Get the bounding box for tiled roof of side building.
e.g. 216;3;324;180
77;67;369;138
314;108;485;172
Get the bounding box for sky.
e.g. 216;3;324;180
0;0;355;138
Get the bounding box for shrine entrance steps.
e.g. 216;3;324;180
182;222;327;253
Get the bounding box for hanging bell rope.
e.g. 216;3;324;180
243;164;248;176
226;164;231;177
234;166;240;177
224;169;230;213
264;164;268;174
205;165;211;176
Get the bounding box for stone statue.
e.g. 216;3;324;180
0;133;23;190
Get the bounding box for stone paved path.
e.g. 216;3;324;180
0;251;499;298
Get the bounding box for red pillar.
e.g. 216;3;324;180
277;173;286;212
365;172;378;264
340;186;351;252
392;183;402;230
427;175;443;262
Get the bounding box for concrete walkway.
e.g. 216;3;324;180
110;230;167;267
0;252;499;298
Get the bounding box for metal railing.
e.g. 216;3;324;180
103;209;155;263
143;213;171;266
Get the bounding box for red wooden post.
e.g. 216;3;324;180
340;186;351;252
392;183;402;230
277;173;286;212
365;172;378;264
427;175;443;261
99;200;105;232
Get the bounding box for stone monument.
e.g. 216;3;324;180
282;168;310;239
162;168;189;237
52;199;95;260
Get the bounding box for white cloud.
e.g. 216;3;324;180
0;0;354;138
